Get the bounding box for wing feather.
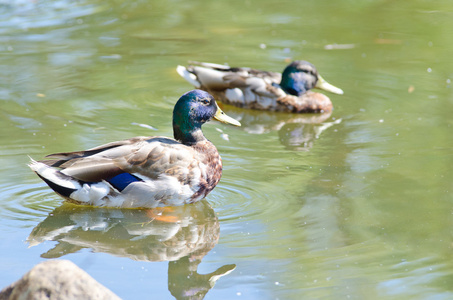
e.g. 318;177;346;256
188;61;282;86
188;63;283;98
39;136;197;183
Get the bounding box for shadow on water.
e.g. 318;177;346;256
27;200;235;300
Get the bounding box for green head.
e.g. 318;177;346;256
280;61;343;96
173;90;240;144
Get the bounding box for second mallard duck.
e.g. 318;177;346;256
177;60;343;113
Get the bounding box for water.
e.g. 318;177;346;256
1;0;453;299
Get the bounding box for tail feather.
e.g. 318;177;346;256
35;173;77;199
28;159;80;198
176;65;201;88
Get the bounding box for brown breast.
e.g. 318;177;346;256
190;140;222;201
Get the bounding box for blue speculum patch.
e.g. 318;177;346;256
107;173;142;191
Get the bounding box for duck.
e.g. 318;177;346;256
29;90;241;208
176;60;344;113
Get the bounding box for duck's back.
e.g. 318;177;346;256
178;63;286;110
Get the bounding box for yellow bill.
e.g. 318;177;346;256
214;104;241;126
315;74;344;95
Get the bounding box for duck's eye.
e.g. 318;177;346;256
201;99;211;105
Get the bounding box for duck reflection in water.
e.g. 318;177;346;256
28;200;235;300
223;105;342;151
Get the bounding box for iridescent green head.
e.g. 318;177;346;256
173;90;240;144
280;61;343;96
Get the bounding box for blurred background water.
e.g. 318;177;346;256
1;0;453;299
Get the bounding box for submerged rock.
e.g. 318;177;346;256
0;260;121;300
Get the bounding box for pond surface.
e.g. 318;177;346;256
1;0;453;299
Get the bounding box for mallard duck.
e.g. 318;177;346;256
29;90;241;208
177;60;344;113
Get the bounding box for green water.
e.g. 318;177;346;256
1;0;453;299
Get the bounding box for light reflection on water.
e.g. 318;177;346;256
27;201;236;299
225;106;341;151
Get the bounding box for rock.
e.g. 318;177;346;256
0;260;121;300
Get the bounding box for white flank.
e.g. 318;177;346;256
225;88;245;104
70;182;111;204
176;65;201;88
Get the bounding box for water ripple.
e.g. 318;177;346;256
0;180;60;226
209;178;261;221
209;176;296;226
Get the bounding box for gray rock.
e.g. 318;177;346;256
0;260;121;300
